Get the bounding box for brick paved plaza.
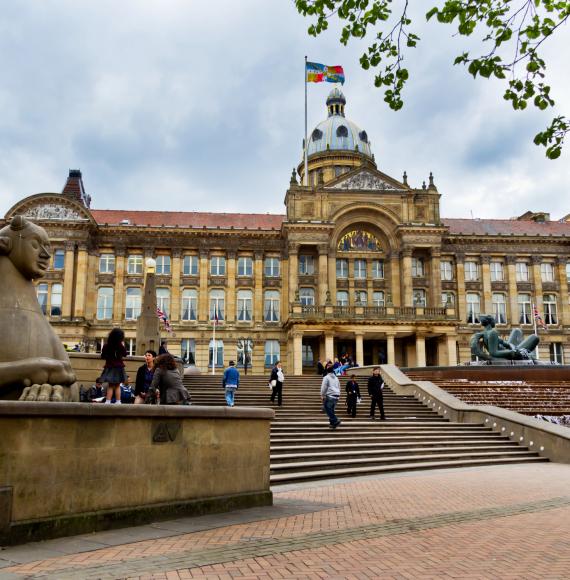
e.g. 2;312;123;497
1;463;570;579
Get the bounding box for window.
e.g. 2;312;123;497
440;260;453;281
566;263;570;282
99;253;115;274
209;339;224;367
442;292;455;307
210;256;226;276
182;255;198;276
299;255;315;275
413;289;426;307
550;343;564;364
264;257;280;277
302;344;314;366
299;287;315;306
372;259;384;279
237;289;253;321
237;257;253;277
264;290;280;322
127;254;143;275
125;338;136;357
516;261;529;282
518;293;532;324
492;293;507;324
53;249;65;270
97;287;114;320
265;340;280;366
155;255;171;275
209;289;225;321
156;288;170;316
125;288;142;320
466;293;480;323
355;290;367;305
36;283;48;315
541;262;554;282
49;283;63;316
372;291;385;307
465;260;480;281
354;259;367;279
336;259;349;278
543;294;557;325
181;289;198;321
412;257;424;278
237;338;253;368
336;291;349;306
181;338;196;364
490;261;504;282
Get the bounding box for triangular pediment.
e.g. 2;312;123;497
329;169;406;192
5;193;95;224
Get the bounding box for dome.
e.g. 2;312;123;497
306;90;372;158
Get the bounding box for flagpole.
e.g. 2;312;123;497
532;302;540;360
212;314;216;375
304;55;308;186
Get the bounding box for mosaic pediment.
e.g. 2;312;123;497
338;230;382;252
20;203;89;221
330;170;401;191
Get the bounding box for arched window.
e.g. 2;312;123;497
209;339;224;367
209;289;225;321
466;293;480;324
50;283;63;316
36;283;48;315
373;291;385;307
156;288;170;316
492;293;507;324
125;287;142;320
97;287;114;320
336;125;348;138
237;290;253;321
336;291;349;306
299;287;315;306
181;289;198;321
543;294;558;325
264;290;280;322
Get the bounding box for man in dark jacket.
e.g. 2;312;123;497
367;366;386;420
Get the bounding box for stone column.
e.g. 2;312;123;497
113;248;126;322
288;244;299;305
506;255;518;326
481;255;492;314
325;332;335;363
531;255;543;311
446;335;458;366
170;249;182;322
386;333;396;364
401;247;413;307
318;244;328;306
84;252;98;320
389;251;401;307
62;242;75;318
557;257;570;326
327;252;336;306
73;243;89;318
281;253;289;322
254;250;264;322
198;249;209;322
430;247;442;307
355;332;364;367
293;331;303;375
415;334;426;367
455;252;466;323
226;251;236;323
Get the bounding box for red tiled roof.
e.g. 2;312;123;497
90;209;286;230
443;218;570;237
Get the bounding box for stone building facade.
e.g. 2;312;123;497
3;90;570;373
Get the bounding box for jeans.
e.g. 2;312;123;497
225;385;237;406
323;396;339;426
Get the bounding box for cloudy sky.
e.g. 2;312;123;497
0;1;568;220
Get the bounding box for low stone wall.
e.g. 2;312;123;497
68;352;145;385
0;403;273;545
381;364;570;465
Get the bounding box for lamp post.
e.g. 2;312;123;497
237;337;253;375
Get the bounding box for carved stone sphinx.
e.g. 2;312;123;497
0;216;76;400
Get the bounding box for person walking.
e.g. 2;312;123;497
321;363;341;429
368;366;386;420
222;360;240;407
316;359;325;376
100;328;127;405
149;353;190;405
134;349;156;404
345;374;361;418
269;361;284;406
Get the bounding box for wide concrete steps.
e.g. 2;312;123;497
185;373;548;484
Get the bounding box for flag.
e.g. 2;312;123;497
306;62;345;85
156;306;173;333
533;304;548;331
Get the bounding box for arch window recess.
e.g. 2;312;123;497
359;130;368;143
312;128;323;141
336;125;348;138
337;230;381;252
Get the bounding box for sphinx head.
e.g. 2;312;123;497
0;215;52;280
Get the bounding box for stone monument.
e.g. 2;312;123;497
135;258;161;355
0;215;76;400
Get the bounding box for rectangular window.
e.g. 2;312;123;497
354;259;367;279
237;257;253;277
372;291;385;307
210;256;226;276
99;253;115;274
264;290;280;322
492;293;507;324
516;262;529;282
125;338;136;357
299;255;315;275
517;293;531;324
490;261;504;282
97;287;114;320
440;260;453;281
299;287;315;306
264;257;280;277
127;254;143;275
372;259;384;279
53;249;65;270
264;340;280;367
541;262;554;282
156;255;171;275
125;287;142;320
412;257;424;278
50;283;63;316
464;261;480;281
182;255;198;276
181;338;196;364
302;344;314;366
181;289;198;321
549;343;564;364
237;290;253;321
466;293;480;323
566;263;570;282
543;294;558;325
336;291;349;306
336;259;349;278
37;283;48;315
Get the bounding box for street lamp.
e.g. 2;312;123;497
237;337;253;375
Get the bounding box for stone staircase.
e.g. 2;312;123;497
184;373;547;485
